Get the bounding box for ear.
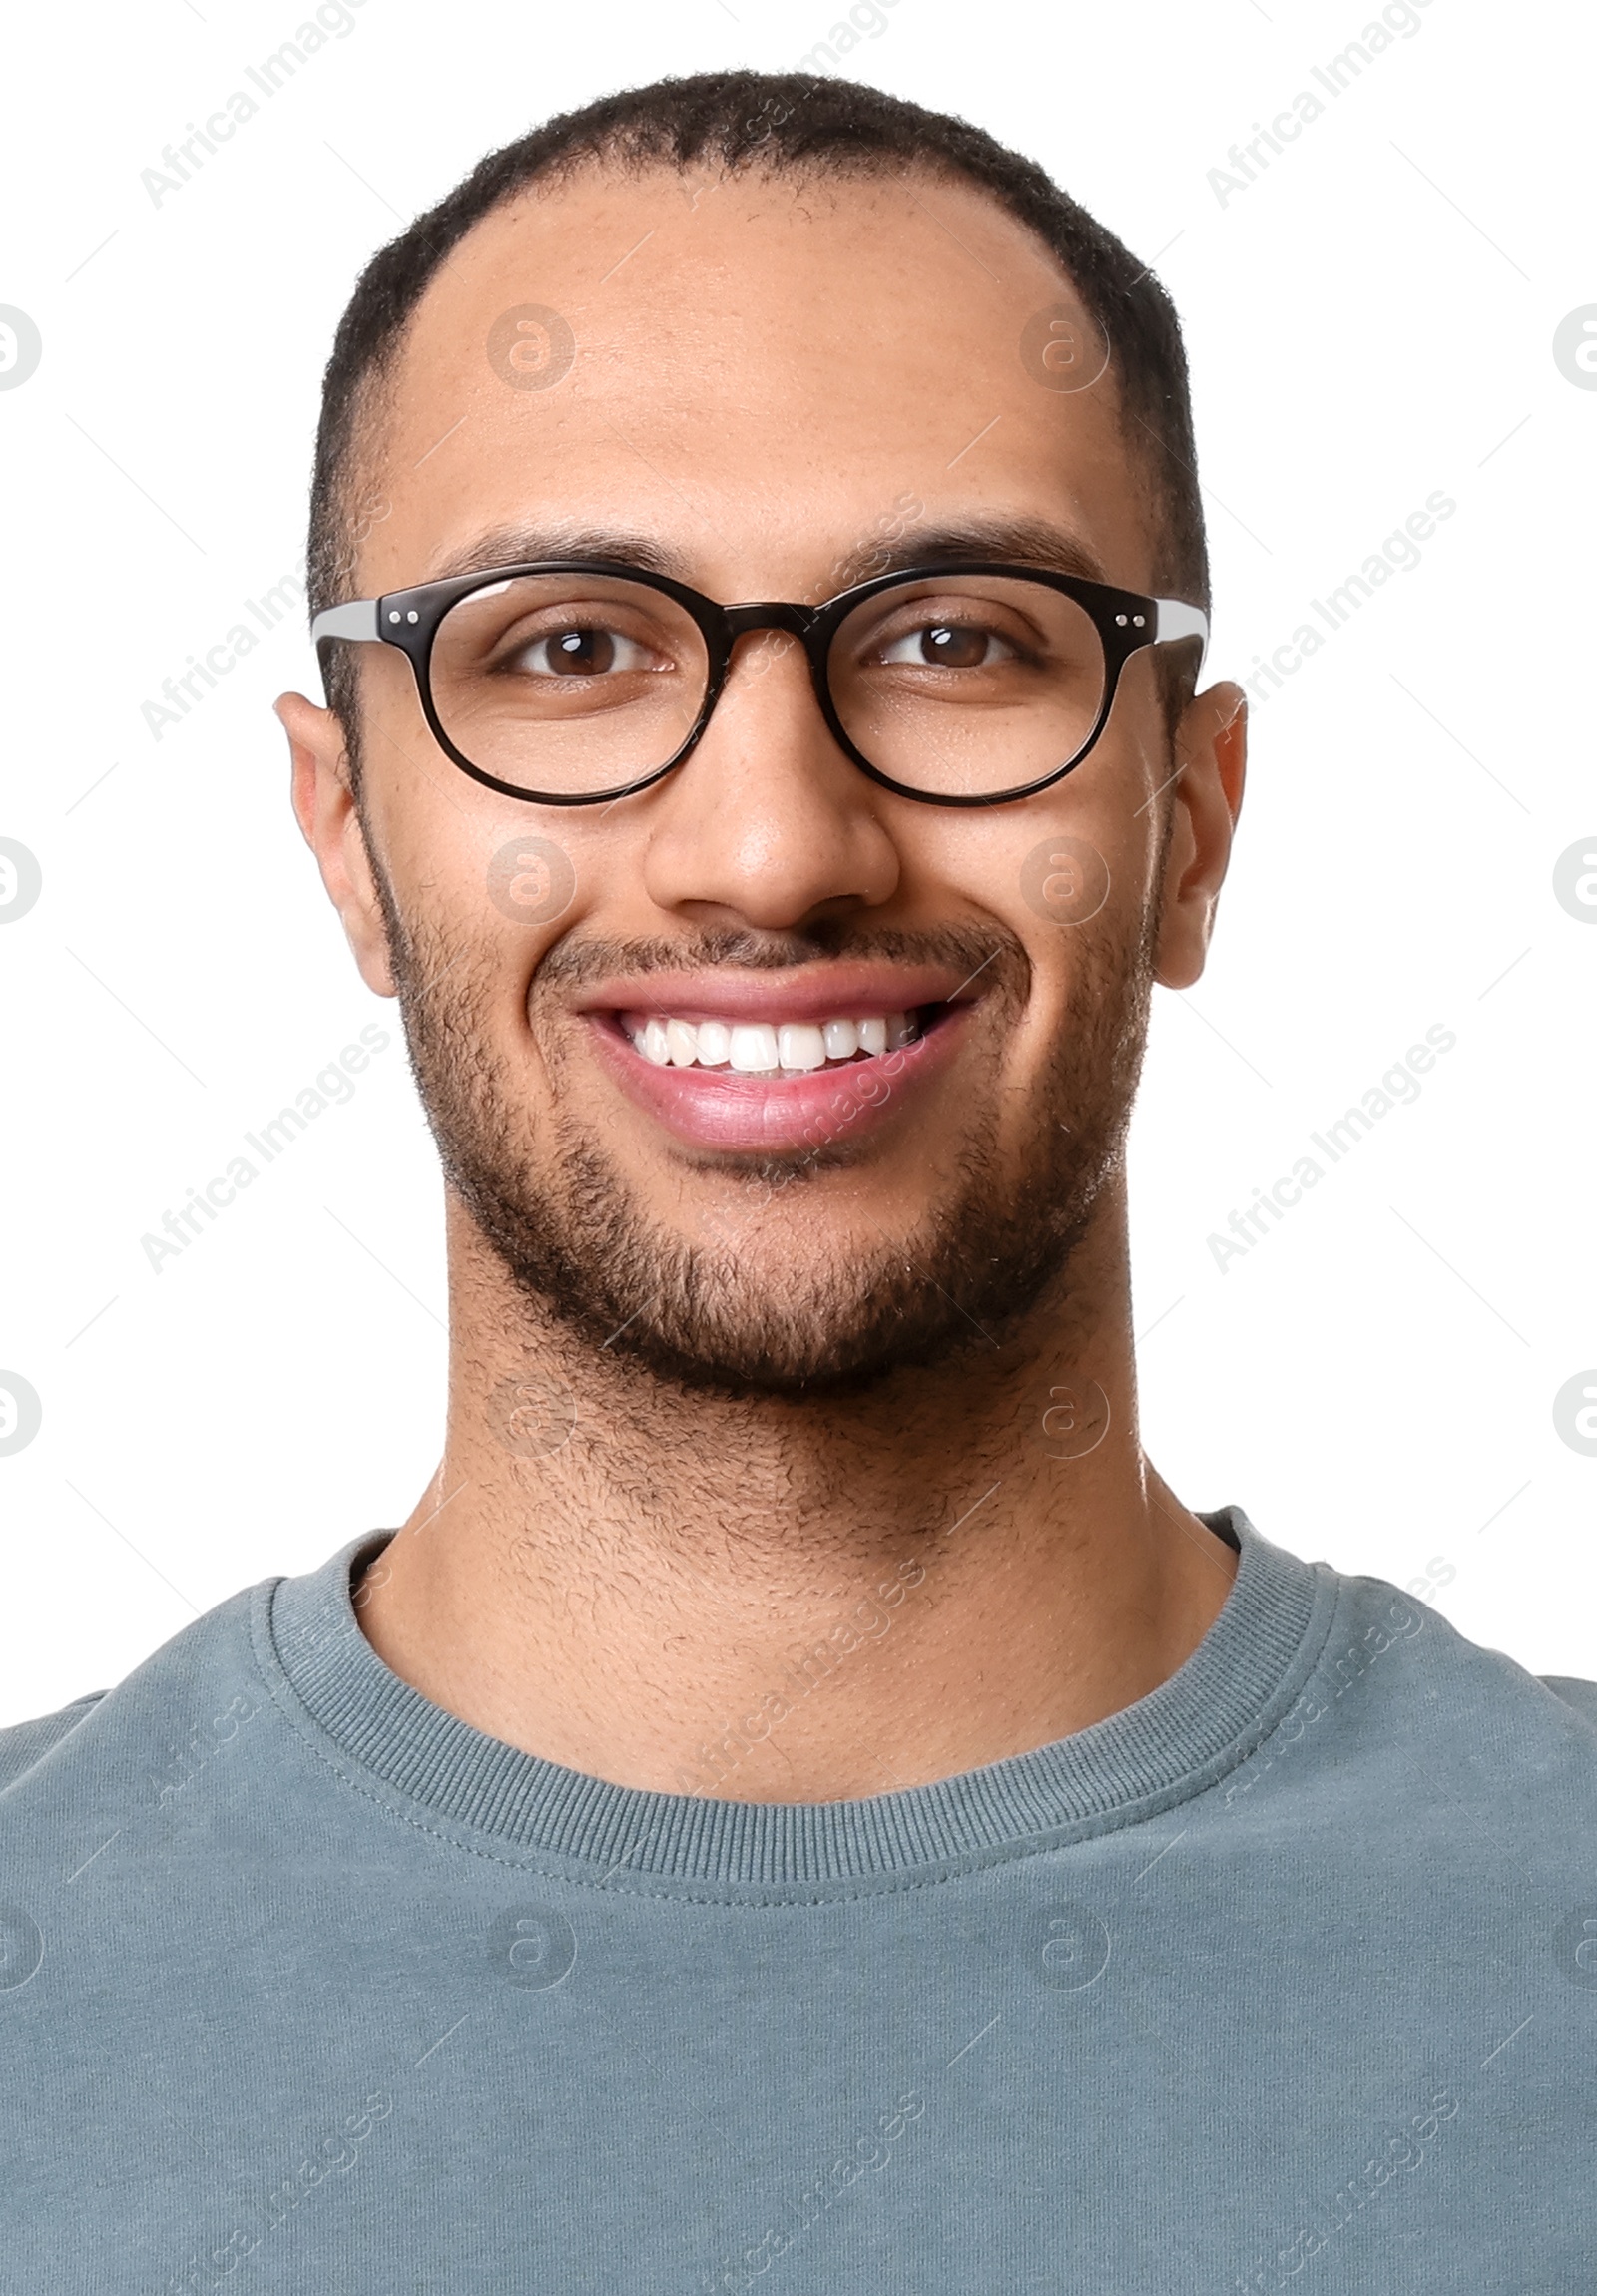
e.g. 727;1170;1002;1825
1152;680;1247;990
275;690;397;998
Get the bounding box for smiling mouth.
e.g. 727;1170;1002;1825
614;1006;945;1076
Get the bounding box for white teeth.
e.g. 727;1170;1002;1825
729;1023;780;1073
777;1023;827;1072
627;1012;920;1069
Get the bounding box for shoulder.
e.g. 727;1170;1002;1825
1298;1559;1597;1780
0;1693;109;1793
0;1574;276;1809
1217;1518;1597;1840
0;1537;373;1818
1538;1673;1597;1726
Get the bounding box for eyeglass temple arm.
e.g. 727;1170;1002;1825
310;591;1210;666
1155;599;1209;668
310;601;381;645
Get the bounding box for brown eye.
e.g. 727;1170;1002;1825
509;626;659;676
879;622;1011;670
550;629;614;674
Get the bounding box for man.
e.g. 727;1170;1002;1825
3;69;1592;2294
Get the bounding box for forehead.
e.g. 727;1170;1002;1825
361;162;1155;596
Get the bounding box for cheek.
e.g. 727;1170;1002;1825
359;720;584;999
361;815;559;1071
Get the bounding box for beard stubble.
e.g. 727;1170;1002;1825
370;862;1160;1400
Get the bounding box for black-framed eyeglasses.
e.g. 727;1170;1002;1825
311;559;1208;809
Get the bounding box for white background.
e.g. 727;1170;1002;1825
1;0;1593;1724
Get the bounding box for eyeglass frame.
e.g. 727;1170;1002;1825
311;558;1209;810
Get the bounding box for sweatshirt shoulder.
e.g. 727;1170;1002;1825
0;1576;275;1805
0;1694;110;1792
1538;1673;1597;1727
1321;1560;1597;1754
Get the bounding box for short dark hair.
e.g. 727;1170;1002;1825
308;69;1209;747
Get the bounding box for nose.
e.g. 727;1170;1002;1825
638;626;901;931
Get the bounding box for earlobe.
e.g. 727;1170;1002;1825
274;690;398;999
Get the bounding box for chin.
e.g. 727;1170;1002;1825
452;1127;1097;1402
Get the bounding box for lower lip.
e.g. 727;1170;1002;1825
583;1009;971;1153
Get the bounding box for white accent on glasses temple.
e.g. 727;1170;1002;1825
310;588;1212;671
1155;599;1209;664
310;600;380;644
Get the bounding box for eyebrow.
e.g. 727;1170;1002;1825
419;514;1111;599
424;525;699;585
826;518;1111;593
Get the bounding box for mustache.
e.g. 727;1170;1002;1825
530;920;1028;1000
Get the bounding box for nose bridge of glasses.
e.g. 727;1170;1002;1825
721;600;814;645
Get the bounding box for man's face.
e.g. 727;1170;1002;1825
288;163;1240;1395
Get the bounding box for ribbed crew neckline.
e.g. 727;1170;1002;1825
260;1507;1334;1896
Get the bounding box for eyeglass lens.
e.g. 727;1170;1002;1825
427;570;1109;799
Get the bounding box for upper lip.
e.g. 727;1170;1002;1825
570;961;986;1025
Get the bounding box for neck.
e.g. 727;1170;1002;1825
354;1184;1238;1801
